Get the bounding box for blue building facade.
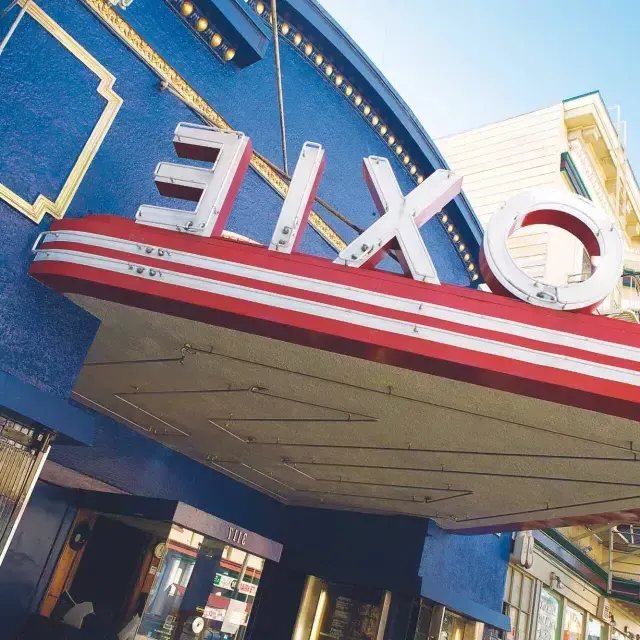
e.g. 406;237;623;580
0;0;508;638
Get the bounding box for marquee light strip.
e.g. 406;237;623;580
81;0;473;278
167;0;237;63
30;216;640;422
243;0;478;282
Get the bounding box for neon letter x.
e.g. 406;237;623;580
334;157;462;284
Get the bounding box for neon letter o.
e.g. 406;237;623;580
479;189;623;312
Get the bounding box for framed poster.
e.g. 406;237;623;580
537;589;561;640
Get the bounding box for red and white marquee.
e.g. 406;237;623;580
29;123;640;529
31;122;639;420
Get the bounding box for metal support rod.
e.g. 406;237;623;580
230;551;250;600
0;0;30;56
599;541;640;567
608;526;615;594
270;0;288;174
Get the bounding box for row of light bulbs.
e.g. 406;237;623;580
247;0;479;282
175;0;478;282
249;0;423;181
178;1;236;61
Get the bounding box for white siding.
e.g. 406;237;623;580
437;105;565;281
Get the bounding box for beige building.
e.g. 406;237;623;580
438;94;640;639
437;91;640;321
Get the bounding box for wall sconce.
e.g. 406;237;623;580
550;572;564;590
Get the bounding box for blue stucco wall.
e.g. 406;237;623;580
0;482;76;638
0;0;472;399
284;506;428;594
420;521;511;629
0;1;506;635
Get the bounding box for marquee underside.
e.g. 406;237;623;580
30;216;640;532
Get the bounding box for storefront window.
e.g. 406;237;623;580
536;588;562;640
586;617;605;640
137;524;264;640
504;566;534;640
292;576;388;640
439;610;477;640
562;605;584;640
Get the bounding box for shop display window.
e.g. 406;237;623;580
562;605;584;640
37;499;276;640
292;576;389;640
586;617;605;640
137;524;264;640
504;566;534;640
439;610;477;640
536;588;562;640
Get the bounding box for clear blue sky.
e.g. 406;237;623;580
319;0;640;168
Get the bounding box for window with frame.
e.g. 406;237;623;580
504;565;534;640
563;604;585;640
586;616;606;640
536;587;562;640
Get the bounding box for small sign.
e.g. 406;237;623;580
214;572;258;596
598;597;612;624
228;526;248;546
214;573;236;590
172;503;283;561
203;606;226;622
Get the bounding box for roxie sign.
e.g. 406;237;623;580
30;123;640;421
131;122;624;312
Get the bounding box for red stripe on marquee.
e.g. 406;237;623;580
35;239;640;375
29;259;640;421
40;216;640;349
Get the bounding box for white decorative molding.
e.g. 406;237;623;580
568;139;616;219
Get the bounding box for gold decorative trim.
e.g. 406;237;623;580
82;0;345;251
1;1;122;223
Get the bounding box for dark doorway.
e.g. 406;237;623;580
68;515;150;631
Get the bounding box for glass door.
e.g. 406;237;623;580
136;524;265;640
439;610;477;640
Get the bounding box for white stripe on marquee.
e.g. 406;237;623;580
36;229;640;364
33;247;640;388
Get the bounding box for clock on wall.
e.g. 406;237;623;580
69;522;92;551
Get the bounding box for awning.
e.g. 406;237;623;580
29;216;640;532
0;370;95;446
75;491;283;562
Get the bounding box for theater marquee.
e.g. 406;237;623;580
31;123;639;423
